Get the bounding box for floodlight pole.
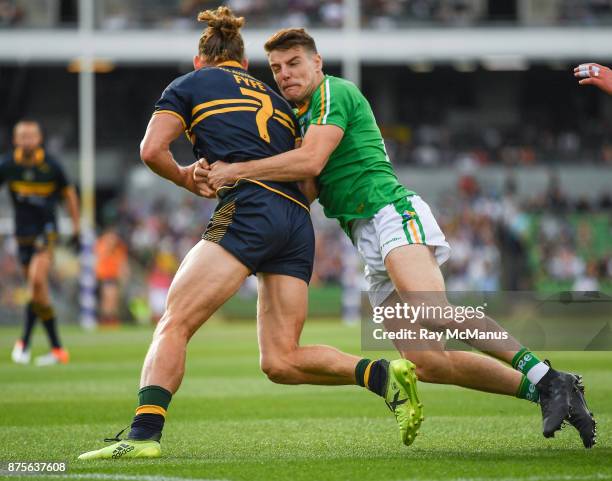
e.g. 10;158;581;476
342;0;361;88
78;0;97;329
340;0;363;324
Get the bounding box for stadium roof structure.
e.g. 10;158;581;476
1;27;612;65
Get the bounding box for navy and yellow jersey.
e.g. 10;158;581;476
153;60;307;210
0;147;70;238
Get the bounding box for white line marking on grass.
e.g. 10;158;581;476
397;475;612;481
48;471;612;481
49;474;228;481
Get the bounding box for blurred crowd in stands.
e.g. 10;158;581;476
3;0;612;29
439;174;612;294
1;172;610;325
362;0;612;28
383;123;612;166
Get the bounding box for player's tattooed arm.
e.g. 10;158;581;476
140;113;207;196
574;63;612;95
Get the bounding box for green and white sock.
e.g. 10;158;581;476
516;375;540;403
511;347;550;385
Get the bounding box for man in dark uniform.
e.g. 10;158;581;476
0;120;79;366
79;7;417;460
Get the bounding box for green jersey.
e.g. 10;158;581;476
296;75;414;236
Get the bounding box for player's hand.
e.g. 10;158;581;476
193;159;216;198
208;161;239;190
574;63;612;95
181;162;210;198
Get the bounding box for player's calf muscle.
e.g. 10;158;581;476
402;351;453;384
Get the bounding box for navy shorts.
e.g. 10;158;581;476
203;182;314;284
16;231;57;267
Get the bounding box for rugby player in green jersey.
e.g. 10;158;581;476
197;28;596;448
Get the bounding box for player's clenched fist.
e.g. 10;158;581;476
207;161;239;190
574;63;612;95
192;158;216;198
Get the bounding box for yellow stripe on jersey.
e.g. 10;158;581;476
192;98;260;117
273;116;295;136
216;178;310;213
217;61;244;69
244;179;309;212
273;109;295;126
191;106;258;130
189;106;257;130
316;82;326;125
154;110;187;130
10;181;56;196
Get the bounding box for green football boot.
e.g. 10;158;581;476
385;359;424;446
78;440;161;460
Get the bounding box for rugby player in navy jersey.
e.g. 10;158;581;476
78;7;420;460
1;120;79;366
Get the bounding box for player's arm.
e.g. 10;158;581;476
205;124;344;189
140;113;212;197
293;138;318;204
574;63;612;95
62;186;80;237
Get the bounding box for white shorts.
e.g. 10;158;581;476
351;195;451;307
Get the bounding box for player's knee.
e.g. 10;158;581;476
260;356;295;384
154;312;193;341
29;276;46;300
418;317;446;332
405;351;453;384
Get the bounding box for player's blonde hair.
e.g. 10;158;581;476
197;6;245;64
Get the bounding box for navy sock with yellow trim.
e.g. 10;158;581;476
33;303;61;349
355;358;389;397
128;385;172;441
21;302;37;350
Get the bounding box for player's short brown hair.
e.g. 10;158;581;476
264;28;318;54
197;6;245;64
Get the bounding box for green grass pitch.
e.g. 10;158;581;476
1;321;611;481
